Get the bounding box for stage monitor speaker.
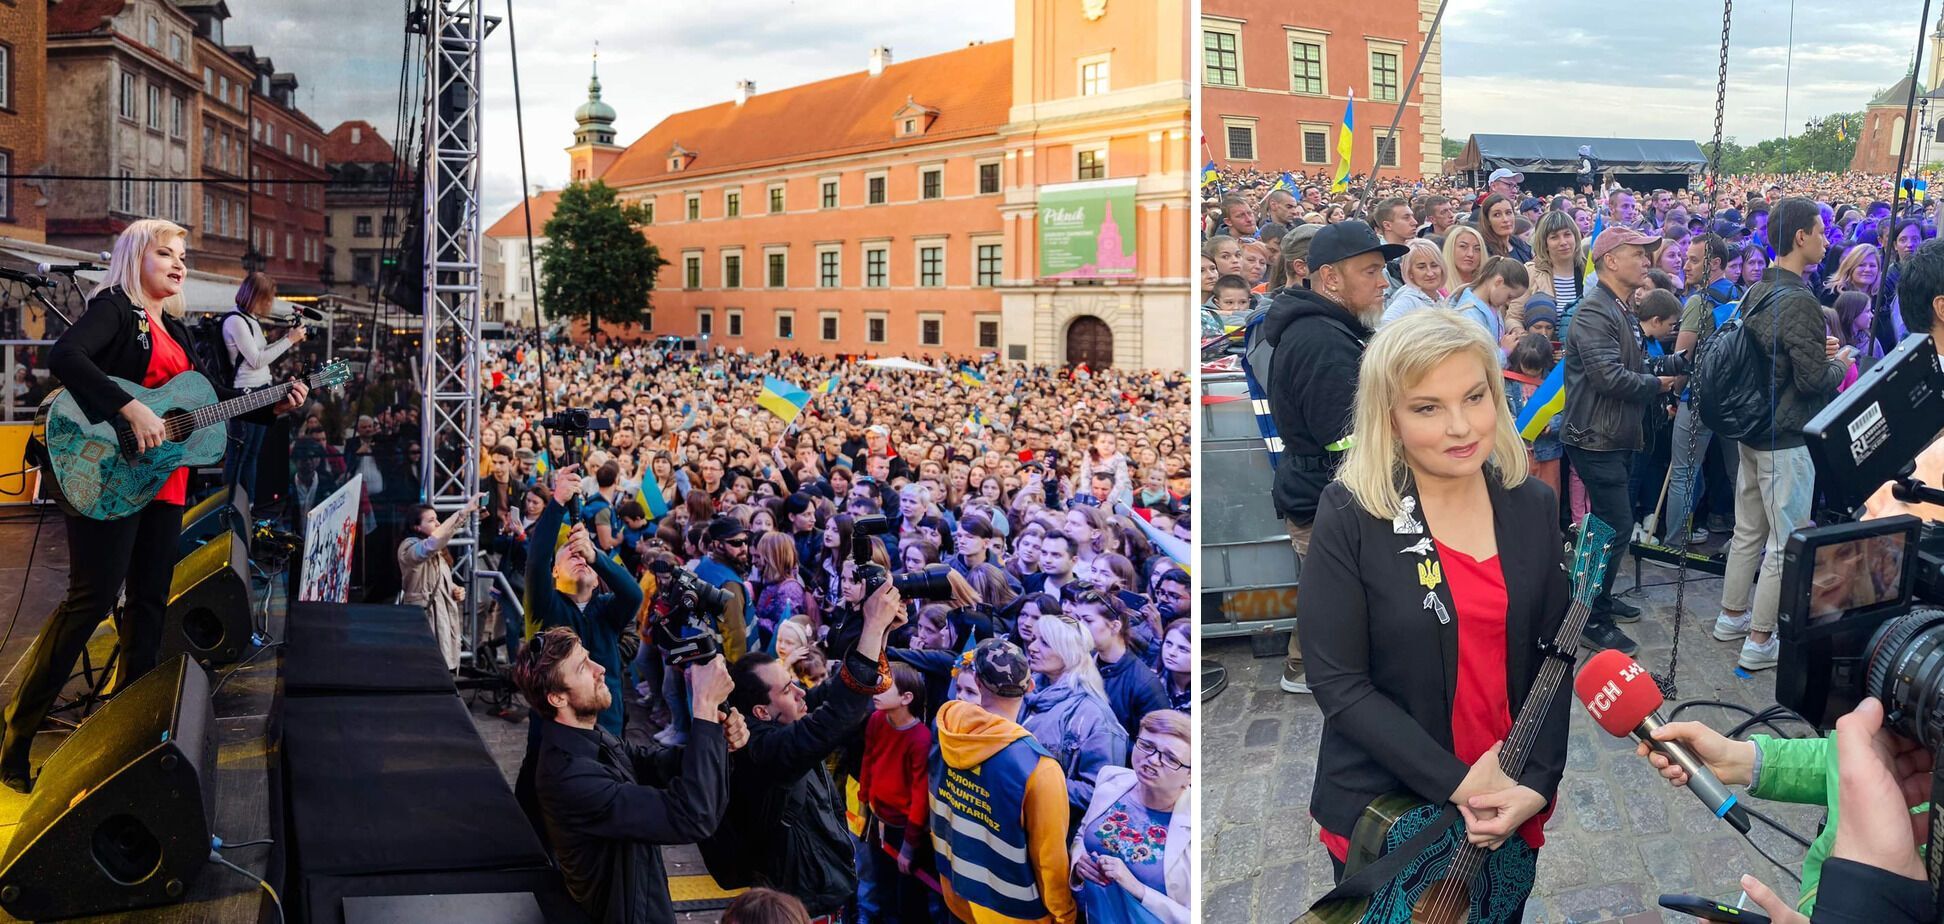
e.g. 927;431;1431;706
0;655;216;921
163;529;254;667
179;483;251;558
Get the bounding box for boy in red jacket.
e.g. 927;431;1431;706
860;663;934;922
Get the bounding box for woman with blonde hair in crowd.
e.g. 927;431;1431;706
1525;210;1585;311
1;219;306;791
1381;238;1448;325
1070;709;1193;924
1300;309;1569;919
1022;612;1127;810
1443;223;1488;293
751;531;810;656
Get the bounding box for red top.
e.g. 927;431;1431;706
142;313;191;506
1317;539;1550;863
859;711;933;829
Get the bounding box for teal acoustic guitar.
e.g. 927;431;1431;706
35;361;349;521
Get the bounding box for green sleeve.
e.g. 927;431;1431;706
1747;734;1832;805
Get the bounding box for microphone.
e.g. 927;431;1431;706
0;267;50;288
36;253;108;275
1573;649;1751;834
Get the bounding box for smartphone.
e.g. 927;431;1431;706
1657;894;1770;924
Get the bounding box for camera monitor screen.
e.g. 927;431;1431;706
1780;515;1921;642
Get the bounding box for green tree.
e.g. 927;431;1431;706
1703;112;1859;175
538;180;666;329
1442;135;1464;161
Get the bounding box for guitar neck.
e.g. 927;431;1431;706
185;374;307;432
1498;596;1596;780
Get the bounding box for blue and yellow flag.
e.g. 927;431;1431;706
1331;90;1354;193
534;450;551;478
757;375;812;424
956;365;987;388
636;467;670;520
1515;364;1566;442
1584;212;1605;278
815;374;841;396
1200;160;1221;191
1270;171;1298;195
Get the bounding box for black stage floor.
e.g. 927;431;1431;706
0;504;281;923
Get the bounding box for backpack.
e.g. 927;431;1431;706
1693;285;1785;442
190;310;248;389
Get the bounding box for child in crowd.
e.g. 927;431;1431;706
859;663;935;923
1455;255;1531;359
1505;332;1564;495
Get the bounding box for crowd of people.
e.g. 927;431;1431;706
284;337;1195;922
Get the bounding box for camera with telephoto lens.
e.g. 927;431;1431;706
646;560;731;667
849;515;955;601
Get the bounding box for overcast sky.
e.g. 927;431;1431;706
237;0;1013;226
1442;0;1935;146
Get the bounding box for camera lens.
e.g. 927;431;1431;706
1863;608;1944;751
892;564;956;601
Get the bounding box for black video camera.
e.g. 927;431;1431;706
538;408;612;435
647;560;732;667
849;515;955;601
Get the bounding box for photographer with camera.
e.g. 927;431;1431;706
515;626;750;924
714;579;905;919
659;517;752;746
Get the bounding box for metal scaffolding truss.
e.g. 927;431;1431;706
418;0;484;634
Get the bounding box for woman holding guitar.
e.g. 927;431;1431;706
0;219;307;793
1299;309;1572;923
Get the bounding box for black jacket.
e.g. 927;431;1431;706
49;286;271;426
1561;280;1666;453
1262;286;1374;524
1298;475;1573;840
533;718;731;924
729;646;883;915
1811;858;1936;924
1739;267;1846;448
1098;650;1169;740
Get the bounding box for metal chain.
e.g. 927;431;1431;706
1657;0;1734;700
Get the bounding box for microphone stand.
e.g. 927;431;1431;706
26;285;71;329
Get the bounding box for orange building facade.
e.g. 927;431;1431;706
0;0;47;242
1201;0;1443;180
490;0;1191;369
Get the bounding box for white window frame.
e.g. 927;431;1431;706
767;182;786;214
972;237;1004;287
1222;117;1258;163
725;308;744;338
170;95;185;137
920;165;945;201
862;242;890;288
1288;27;1330;97
1299;122;1331;165
866;311;889;344
915;238;947;288
696;308;715;337
1077;53;1111;97
819;176;839;209
146;85;163;130
119;73;137;120
775;309;795;341
865;170;888;206
682;249;703;289
1371;129;1400;168
764;245;788;289
918;312;945;347
976;316;1001;350
816;243;842;289
1202;17;1245;88
720;248;744;289
819;310;840;342
1368;39;1405;103
685;192;701;221
1076;145;1107;180
975;158;1002;195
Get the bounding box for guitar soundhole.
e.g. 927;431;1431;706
1411;879;1472;924
161;409;194;443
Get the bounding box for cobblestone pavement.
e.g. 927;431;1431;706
1202;557;1828;923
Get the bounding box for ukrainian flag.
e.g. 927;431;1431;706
757;375;812;424
534;450;551;478
1331;90;1354;193
968;408;991;430
636;467;670;520
1201;160;1221;191
1515;363;1566;442
815;374;841;396
1584;213;1604;278
1270;171;1298;195
956;366;987;388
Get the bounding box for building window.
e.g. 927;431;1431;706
119;73;137;120
767;251;787;288
146;85;163;130
169;33;184;64
1079;57;1109;96
978;319;999;349
203;194;212;230
1302;126;1329;164
382;215;398;238
203;66;213;94
723;253;742;288
920;316;942;347
643;200;654;224
1373;130;1399;168
776;312;794;340
145;179;158;217
1077;149;1105;180
218;74;229;102
1291;41;1324;95
821;178;838;209
820;313;839;341
919;245;943;287
768;184;785;213
146;16;159;47
977;244;1002;286
685;193;700;221
697;309;713;336
169;184;180;222
170;96;185;136
867;175;886;205
1204;28;1239;87
684;254;702;289
867;315;887;344
725;190;739;218
865;247;887;287
726;310;743;337
819;249;840;288
285;232;293;260
354;255;374;284
921;167;942;200
1371;50;1401;102
1225;123;1256;161
978;162;1000;195
323;214;332;236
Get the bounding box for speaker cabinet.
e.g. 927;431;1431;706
0;655;216;921
163;530;254;667
178;483;251;559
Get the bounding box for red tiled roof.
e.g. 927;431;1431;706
323;120;397;165
485;189;561;239
599;40;1011;186
49;0;125;34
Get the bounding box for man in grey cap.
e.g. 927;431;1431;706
1258;219;1407;694
1562;226;1685;656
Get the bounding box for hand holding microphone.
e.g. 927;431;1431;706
1631;721;1756;789
1574;649;1752;834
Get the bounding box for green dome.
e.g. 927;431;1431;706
574;58;617;145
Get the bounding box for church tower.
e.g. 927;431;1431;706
567;51;624;182
1931;13;1944;92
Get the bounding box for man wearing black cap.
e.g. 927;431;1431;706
1259;219;1407;694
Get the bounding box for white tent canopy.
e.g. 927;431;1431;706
857;356;945;373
